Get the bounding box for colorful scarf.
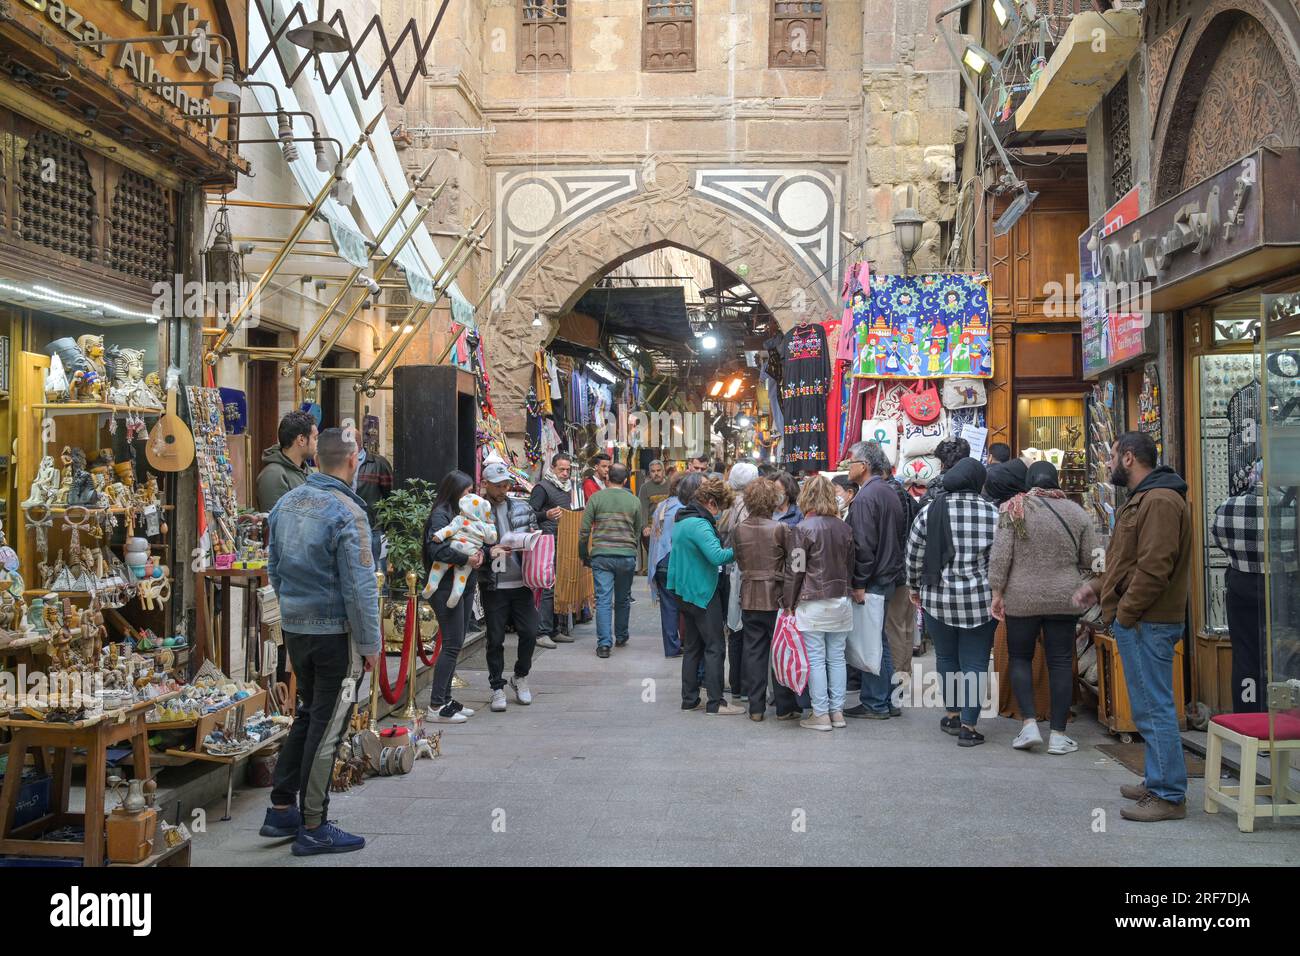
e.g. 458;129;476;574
999;487;1069;538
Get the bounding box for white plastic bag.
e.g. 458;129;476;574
726;563;743;632
845;594;885;675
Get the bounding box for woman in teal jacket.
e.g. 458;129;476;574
668;477;745;715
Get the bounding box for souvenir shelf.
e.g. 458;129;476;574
34;403;162;417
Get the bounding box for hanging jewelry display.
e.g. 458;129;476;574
186;386;239;561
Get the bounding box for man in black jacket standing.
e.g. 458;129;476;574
529;452;577;645
843;440;904;719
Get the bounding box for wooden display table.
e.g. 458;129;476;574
166;726;289;821
193;567;269;679
0;702;154;867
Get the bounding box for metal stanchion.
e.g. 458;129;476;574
397;572;422;720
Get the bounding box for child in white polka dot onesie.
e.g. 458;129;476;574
422;492;498;607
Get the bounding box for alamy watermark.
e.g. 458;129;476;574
595;404;708;457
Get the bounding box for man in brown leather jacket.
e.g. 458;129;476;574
1075;431;1191;823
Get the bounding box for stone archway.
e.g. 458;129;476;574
484;168;832;434
1150;1;1300;202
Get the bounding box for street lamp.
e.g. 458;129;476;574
961;42;1002;76
287;2;351;53
892;186;924;275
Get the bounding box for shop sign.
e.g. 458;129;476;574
1078;187;1150;376
19;0;224;119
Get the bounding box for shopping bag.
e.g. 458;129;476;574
522;533;556;591
771;610;809;695
862;418;899;464
901;380;942;424
942;378;987;408
845;595;885;675
726;563;743;632
900;416;946;458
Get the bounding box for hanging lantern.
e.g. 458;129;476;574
204;198;243;303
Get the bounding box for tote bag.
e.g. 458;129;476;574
862;418;899;464
522;533;556;591
900;417;946;458
942;378;987;409
771;610;810;695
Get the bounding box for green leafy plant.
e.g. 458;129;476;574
374;478;439;589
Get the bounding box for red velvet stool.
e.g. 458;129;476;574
1203;712;1300;832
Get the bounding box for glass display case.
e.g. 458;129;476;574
1260;292;1300;754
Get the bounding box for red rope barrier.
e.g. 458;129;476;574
379;593;415;704
418;625;442;667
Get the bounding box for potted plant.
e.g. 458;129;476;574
373;477;439;597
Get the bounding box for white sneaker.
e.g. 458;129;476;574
1012;722;1042;750
425;703;468;723
1048;731;1078;755
490;688;508;712
449;700;474;717
509;675;533;705
535;635;558;649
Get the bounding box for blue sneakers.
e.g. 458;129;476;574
291;821;366;856
260;805;302;838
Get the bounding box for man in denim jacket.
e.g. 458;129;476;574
260;427;381;856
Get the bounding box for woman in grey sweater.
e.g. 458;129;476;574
989;461;1099;755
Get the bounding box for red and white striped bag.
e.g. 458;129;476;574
771;610;809;695
522;533;556;591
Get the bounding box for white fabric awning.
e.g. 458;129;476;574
248;8;370;267
256;0;474;326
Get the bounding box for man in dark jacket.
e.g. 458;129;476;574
529;452;576;643
1076;432;1191;823
256;410;317;512
480;461;542;712
843;439;904;719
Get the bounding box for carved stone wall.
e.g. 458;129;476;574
486;184;816;433
1150;0;1300;201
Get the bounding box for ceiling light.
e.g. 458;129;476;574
709;380;724;397
993;187;1039;236
701;334;718;350
588;361;617;383
213;61;241;103
725;376;742;399
962;42;1001;76
736;415;750;428
404;324;415;334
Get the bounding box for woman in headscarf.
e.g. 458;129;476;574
905;457;999;747
983;458;1028;506
989;461;1099;755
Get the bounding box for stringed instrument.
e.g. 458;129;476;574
146;387;195;472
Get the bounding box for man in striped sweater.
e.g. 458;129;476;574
580;463;644;658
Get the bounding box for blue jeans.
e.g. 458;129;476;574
803;629;849;716
926;613;996;727
1112;620;1187;804
592;554;636;649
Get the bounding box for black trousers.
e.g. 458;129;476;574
741;609;777;716
1226;567;1267;713
1005;614;1076;732
483;586;538;691
271;631;359;828
681;588;726;711
428;569;476;709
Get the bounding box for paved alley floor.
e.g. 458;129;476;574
194;578;1300;867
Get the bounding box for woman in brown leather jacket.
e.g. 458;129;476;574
731;478;795;721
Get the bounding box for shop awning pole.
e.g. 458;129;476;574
206;108;386;365
427;247;519;366
299;202;438;385
282;165;444;372
350;214;487;393
357;218;491;394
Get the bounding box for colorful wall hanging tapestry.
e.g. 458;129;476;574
850;274;993;380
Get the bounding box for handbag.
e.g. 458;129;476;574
862;418;899;464
771;610;809;695
942;378;987;409
898;454;941;487
900;417;946;458
901;380;942;424
845;596;884;675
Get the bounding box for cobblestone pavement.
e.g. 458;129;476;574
194;578;1300;866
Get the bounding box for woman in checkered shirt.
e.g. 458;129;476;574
906;457;999;748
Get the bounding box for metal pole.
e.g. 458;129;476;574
299;201;436;383
370;571;384;731
350;213;486;392
282;167;444;371
358;225;489;394
397;572;422;721
206;109;385;363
